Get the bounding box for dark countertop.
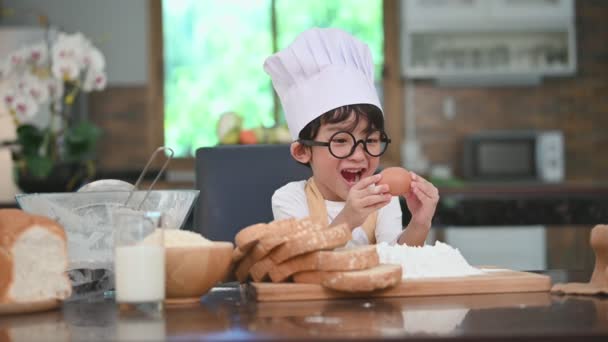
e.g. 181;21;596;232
1;270;607;341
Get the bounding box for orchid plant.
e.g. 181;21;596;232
0;31;106;180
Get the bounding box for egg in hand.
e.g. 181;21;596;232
378;167;412;196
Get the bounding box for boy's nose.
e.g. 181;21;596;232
348;142;367;160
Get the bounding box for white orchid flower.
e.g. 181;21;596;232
0;87;16;112
26;43;49;67
52;59;80;81
82;47;105;71
82;69;107;91
11;93;39;124
22;73;49;104
8;48;27;68
47;77;65;100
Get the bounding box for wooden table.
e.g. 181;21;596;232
1;270;607;341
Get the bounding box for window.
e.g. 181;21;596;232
162;0;383;157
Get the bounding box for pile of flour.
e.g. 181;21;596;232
376;241;484;279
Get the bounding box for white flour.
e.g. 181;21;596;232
376;241;484;279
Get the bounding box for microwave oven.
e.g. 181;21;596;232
463;130;564;183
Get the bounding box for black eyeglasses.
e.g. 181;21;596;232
298;130;391;159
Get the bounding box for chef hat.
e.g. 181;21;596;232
263;27;383;140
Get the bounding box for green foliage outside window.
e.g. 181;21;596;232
163;0;383;157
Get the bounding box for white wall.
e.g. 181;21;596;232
1;0;149;85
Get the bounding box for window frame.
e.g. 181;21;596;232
147;0;402;171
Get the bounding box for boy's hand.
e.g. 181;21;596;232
333;173;391;230
403;172;439;232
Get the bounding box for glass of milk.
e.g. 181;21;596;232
113;209;164;309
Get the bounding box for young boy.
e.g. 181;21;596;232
263;28;438;246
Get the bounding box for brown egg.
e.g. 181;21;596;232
378;167;411;196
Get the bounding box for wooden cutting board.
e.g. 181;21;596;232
249;269;551;302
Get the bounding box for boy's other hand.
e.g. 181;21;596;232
403;172;439;232
335;173;391;230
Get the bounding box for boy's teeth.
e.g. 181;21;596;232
355;174;360;182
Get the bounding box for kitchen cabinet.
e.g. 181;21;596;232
401;0;576;84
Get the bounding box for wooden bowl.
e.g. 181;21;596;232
165;242;234;304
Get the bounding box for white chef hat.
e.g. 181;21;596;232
263;27;383;140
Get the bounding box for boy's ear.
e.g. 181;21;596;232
290;141;311;164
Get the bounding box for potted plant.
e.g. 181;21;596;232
0;30;106;192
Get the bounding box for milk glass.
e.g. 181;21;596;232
113;209;164;308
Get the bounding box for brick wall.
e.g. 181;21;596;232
89;86;151;171
408;0;608;181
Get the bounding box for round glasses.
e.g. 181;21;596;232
298;130;391;159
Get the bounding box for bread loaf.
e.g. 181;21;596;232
269;245;380;283
0;209;72;303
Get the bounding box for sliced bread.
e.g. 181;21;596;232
316;245;379;271
234;218;317;282
269;224;351;264
292;270;322;284
321;264;402;292
269;245;380;283
249;257;275;282
268;251;320;283
234;223;269;253
231;246;246;263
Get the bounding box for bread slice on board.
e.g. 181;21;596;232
322;264;402;292
269;245;380;283
234;223;270;253
317;245;379;271
269;224;351;264
234;218;316;282
292;270;322;284
249;257;274;282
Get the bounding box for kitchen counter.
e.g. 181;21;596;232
1;270;607;341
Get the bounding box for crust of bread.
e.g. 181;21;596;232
249;257;275;282
256;218;322;254
268;251;320;283
233;218;320;282
270;245;379;283
269;224;351;264
321;264;402;292
0;209;68;303
234;223;269;253
317;245;379;271
292;270;323;284
231;246;246;263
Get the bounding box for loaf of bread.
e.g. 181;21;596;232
0;209;72;303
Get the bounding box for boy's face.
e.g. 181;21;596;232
300;112;381;201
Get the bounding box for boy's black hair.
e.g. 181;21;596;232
296;104;384;167
298;104;384;140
